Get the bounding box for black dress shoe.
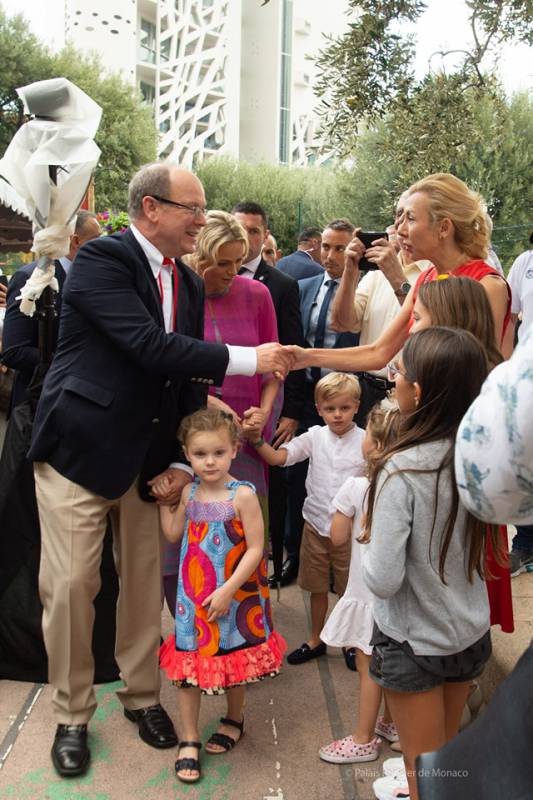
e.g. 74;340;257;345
51;724;90;777
268;559;299;588
287;641;327;665
124;703;178;748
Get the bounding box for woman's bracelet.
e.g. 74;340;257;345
250;437;265;449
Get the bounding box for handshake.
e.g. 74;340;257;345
255;343;309;377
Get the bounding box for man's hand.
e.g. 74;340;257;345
0;281;7;308
256;342;294;377
207;394;242;425
345;233;365;274
364;238;405;290
271;416;298;448
148;467;193;505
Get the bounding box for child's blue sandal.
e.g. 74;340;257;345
205;717;244;754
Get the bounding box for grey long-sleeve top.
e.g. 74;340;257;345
361;440;490;656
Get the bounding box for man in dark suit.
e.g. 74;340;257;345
29;165;291;778
232;202;306;587
285;219;360;583
1;211;101;412
277;227;323;281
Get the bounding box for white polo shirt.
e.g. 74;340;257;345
508;249;533;341
281;424;366;537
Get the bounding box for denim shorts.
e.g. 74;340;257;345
369;625;491;693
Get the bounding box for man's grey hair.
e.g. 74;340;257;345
127;162;172;219
75;209;97;234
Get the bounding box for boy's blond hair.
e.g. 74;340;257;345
314;372;361;404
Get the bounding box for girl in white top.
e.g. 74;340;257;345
319;400;402;765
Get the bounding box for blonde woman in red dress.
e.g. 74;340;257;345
290;173;513;634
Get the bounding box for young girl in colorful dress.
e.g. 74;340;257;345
158;408;286;784
319;399;402;765
364;327;502;800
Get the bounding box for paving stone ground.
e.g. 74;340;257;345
0;584;399;800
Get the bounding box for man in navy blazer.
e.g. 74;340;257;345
1;211;101;413
29;164;291;778
277;227;323;281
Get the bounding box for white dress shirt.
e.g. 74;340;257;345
59;256;73;275
281;424;366;537
130;224;257;375
239;253;262;279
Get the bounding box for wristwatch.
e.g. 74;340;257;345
394;281;411;297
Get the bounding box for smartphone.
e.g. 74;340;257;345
0;275;8;289
356;231;388;271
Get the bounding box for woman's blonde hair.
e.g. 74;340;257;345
188;210;249;271
406;173;489;260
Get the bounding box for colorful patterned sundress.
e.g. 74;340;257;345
160;480;286;694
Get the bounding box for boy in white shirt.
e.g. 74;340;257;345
244;372;366;665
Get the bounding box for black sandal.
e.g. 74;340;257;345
175;740;202;783
205;717;244;754
342;647;357;672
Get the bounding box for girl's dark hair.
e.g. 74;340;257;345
365;327;501;582
178;407;241;448
418;277;503;369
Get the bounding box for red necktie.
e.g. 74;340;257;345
158;257;179;332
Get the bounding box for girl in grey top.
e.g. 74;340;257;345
361;327;502;800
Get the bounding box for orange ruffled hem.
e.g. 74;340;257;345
160;630;287;694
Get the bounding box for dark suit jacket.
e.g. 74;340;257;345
298;273;360;349
252;258;306;421
28;229;229;500
1;260;66;412
277;250;323;281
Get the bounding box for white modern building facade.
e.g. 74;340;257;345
64;0;349;168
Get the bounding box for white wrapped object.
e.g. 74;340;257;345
0;78;102;315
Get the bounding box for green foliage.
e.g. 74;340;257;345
0;8;55;154
314;0;533;155
314;0;425;153
195;157;359;254
0;11;157;211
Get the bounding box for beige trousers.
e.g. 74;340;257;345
34;462;163;724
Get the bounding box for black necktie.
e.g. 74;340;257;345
311;279;336;383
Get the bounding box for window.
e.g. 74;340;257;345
139;18;156;64
140;81;155;105
279;0;293;165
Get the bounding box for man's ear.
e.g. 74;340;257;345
142;195;160;223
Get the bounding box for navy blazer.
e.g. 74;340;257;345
277;250;323;281
2;260;66;412
28;229;229;500
298;273;359;349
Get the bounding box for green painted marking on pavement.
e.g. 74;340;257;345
138;718;234;799
142;766;172;788
93;681;124;722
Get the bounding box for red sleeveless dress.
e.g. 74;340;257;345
412;260;514;633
